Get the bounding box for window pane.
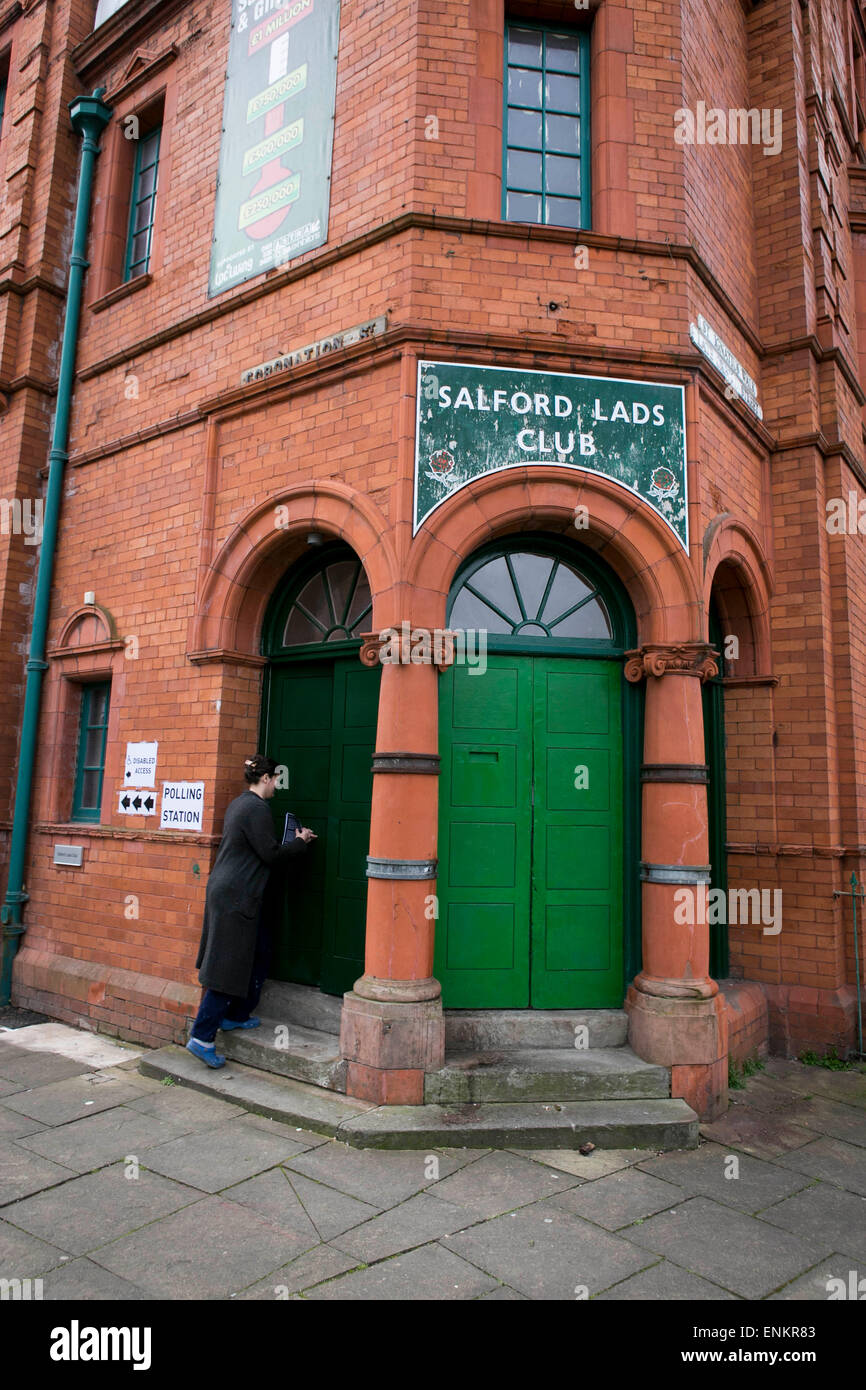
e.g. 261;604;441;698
507;107;542;149
133;198;152;233
130;230;150;268
545;154;581;197
137;162;157;199
507;148;542;190
82;769;101;807
509;553;555;621
89;687;108;725
141;130;161;164
506;190;542;222
326;561;359;624
545;72;580;113
544;195;582;228
283;608;321;645
508;67;542;109
346;574;372;629
546;113;580;154
84;727;104;765
295;571;331;626
549;596;612;639
450;588;512;634
508;27;542;67
545;32;581;73
468;556;521;620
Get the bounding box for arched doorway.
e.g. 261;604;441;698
434;534;640;1009
260;542;380;995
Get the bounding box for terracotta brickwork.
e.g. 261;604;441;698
2;0;866;1118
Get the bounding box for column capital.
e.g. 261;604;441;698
624;642;719;684
359;626;457;671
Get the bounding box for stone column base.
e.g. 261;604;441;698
340;989;445;1106
626;984;729;1121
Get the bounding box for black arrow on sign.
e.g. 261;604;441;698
132;795;142;810
121;795;131;809
144;795;154;812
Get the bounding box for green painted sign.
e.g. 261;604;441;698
415;361;688;549
209;0;340;298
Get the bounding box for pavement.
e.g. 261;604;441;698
1;1018;865;1301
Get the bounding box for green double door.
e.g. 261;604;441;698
263;656;380;996
435;654;624;1008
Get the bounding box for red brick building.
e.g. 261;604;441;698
2;0;866;1129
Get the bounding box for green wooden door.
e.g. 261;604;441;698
435;654;624;1008
264;656;380;995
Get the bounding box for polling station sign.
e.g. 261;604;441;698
160;782;205;832
209;0;341;297
414;361;689;549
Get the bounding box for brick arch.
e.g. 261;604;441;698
406;467;703;640
189;481;398;656
57;605;116;649
703;515;773;676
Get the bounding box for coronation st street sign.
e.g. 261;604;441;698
414;361;689;549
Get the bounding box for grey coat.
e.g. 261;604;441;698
195;790;309;996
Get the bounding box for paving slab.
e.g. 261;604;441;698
767;1253;865;1301
699;1102;817;1160
757;1183;866;1264
477;1284;527;1299
594;1260;738;1300
0;1077;25;1098
140;1115;319;1191
0;1047;97;1087
791;1096;866;1149
39;1257;156;1301
772;1136;866;1196
0;1217;70;1277
621;1195;834;1299
16;1105;205;1174
235;1242;362;1299
636;1141;813;1212
763;1062;866;1108
0;1140;76;1205
91;1195;315;1299
521;1146;656;1179
0;1105;47;1141
283;1171;380;1241
424;1149;580;1219
125;1086;248;1128
444;1201;654;1299
0;1023;143;1068
331;1191;479;1263
2;1162;205;1256
304;1241;499;1300
545;1167;683;1230
0;1068;156;1126
284;1142;478;1208
219;1168;320;1244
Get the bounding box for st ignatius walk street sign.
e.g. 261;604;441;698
414;361;689;549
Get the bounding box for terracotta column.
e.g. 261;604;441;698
339;629;446;1105
624;642;729;1120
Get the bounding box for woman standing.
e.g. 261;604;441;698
187;754;316;1068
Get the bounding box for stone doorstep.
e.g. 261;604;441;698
140;1046;698;1151
424;1046;671;1104
443;1008;629;1051
219;1016;347;1092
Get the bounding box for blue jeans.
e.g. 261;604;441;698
190;913;272;1043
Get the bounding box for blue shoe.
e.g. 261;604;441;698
186;1037;226;1068
220;1016;261;1031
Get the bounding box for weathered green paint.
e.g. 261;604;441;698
415;361;688;546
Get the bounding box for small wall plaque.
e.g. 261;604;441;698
53;845;83;867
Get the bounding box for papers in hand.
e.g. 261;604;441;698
281;811;302;844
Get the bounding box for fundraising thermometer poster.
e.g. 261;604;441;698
209;0;341;297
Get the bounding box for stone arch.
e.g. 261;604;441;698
189;481;398;657
56;605;117;650
703;515;773;676
406;466;703;640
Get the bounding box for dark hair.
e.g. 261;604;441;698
243;754;277;785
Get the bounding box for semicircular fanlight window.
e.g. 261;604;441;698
449;549;611;640
282;558;373;647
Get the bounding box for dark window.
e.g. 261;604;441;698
72;683;110;822
282;558;373;647
124;126;161;280
449;548;611;640
503;23;590;229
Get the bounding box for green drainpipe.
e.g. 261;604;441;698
0;89;112;1004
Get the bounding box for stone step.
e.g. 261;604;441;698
139;1046;698;1151
256;981;342;1035
425;1046;669;1104
443;1008;628;1051
218;1017;346;1091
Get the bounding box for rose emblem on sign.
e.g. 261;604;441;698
649;465;677;500
430;449;455;476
